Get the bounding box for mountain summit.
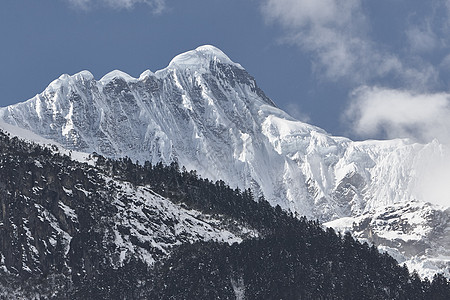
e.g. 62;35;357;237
168;45;243;69
0;45;448;278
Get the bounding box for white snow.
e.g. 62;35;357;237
167;45;243;70
59;201;77;221
1;45;449;277
107;179;254;266
73;70;94;81
139;69;155;80
62;187;73;196
325;201;450;279
34;160;43;168
231;275;246;300
99;69;137;83
62;101;74;137
0;120;95;165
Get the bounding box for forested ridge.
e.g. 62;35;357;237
0;129;448;299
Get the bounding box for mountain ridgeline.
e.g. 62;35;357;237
1;45;449;278
3;44;445;222
0;129;449;299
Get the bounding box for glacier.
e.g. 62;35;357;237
0;45;448;278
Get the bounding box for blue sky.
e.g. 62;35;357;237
2;0;450;142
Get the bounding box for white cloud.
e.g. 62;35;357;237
262;0;360;29
284;102;311;123
440;53;450;71
406;24;438;54
261;0;439;88
66;0;90;10
262;0;366;82
66;0;165;13
345;86;450;143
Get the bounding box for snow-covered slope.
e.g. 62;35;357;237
1;45;448;277
326;202;450;279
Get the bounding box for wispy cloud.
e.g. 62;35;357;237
406;23;438;54
261;0;439;88
285;102;311;123
345;87;450;143
262;0;368;82
66;0;165;13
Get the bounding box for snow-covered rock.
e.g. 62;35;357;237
1;45;448;278
326;202;450;279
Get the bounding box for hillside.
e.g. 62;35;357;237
0;129;448;299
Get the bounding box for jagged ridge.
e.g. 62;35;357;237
0;45;448;278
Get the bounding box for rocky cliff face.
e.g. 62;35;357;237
0;45;448;278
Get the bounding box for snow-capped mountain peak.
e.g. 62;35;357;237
0;45;448;278
46;70;94;92
167;45;243;70
99;69;137;83
1;46;447;218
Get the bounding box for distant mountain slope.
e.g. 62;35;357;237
0;129;448;299
0;45;448;278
